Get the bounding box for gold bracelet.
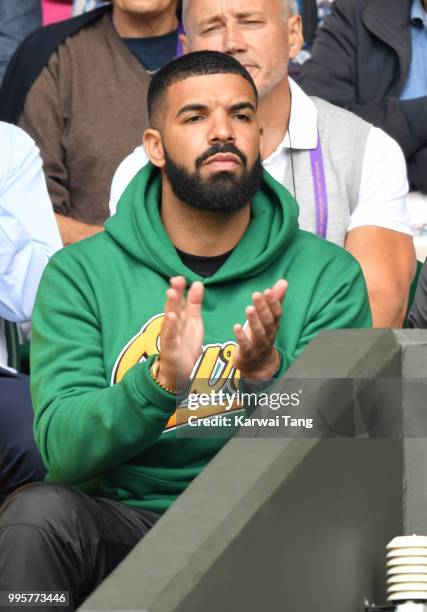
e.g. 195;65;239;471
150;358;178;395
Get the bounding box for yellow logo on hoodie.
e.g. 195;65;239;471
111;313;242;430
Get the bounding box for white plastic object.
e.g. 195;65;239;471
387;536;427;602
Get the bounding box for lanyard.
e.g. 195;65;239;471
176;23;184;57
309;133;328;239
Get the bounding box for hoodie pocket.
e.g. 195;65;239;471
102;465;190;498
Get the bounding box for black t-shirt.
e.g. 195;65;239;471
122;29;178;72
176;248;234;278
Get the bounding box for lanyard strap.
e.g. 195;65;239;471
176;22;184;57
309;133;328;239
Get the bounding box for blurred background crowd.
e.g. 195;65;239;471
0;0;334;81
2;0;426;248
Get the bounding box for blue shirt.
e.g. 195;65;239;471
0;123;62;367
400;0;427;100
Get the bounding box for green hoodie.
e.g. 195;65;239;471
31;164;371;513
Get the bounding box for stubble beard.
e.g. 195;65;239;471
255;59;289;98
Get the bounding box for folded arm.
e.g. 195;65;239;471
54;213;103;245
345;227;415;327
345;128;415;327
19;50;103;244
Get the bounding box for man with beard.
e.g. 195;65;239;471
0;52;370;606
110;0;416;328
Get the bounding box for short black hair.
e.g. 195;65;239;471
147;50;258;126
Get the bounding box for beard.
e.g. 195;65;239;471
230;53;289;98
163;143;264;213
256;59;288;98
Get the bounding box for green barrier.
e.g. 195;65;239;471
80;330;427;612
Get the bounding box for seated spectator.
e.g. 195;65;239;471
0;0;180;245
299;0;427;196
0;122;62;504
110;0;416;328
0;1;41;82
0;52;370;605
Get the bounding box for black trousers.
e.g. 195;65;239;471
0;483;160;611
0;368;46;503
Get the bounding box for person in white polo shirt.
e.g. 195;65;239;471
109;0;416;329
0;122;62;503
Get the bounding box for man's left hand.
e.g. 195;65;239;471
232;279;288;380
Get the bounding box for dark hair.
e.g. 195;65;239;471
147;50;258;125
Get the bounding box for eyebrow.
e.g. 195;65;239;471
176;101;256;118
229;101;257;113
176;103;209;118
198;11;264;27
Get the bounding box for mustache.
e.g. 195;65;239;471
195;143;247;168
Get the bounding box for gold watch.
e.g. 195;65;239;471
150;358;177;395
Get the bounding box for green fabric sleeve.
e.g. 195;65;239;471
274;345;288;379
30;256;176;485
238;345;287;393
291;259;372;362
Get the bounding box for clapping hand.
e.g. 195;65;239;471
156;276;204;392
233;279;288;380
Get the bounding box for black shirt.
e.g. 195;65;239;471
122;29;178;72
176;248;234;278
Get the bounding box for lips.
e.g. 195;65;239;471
196;144;247;169
203;153;242;168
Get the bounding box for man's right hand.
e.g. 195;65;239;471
156;276;205;392
55;213;104;245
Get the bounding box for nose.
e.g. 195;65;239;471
208;111;235;145
222;23;248;55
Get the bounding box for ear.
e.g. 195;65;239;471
259;125;264;158
287;14;304;60
143;129;166;168
180;33;191;54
